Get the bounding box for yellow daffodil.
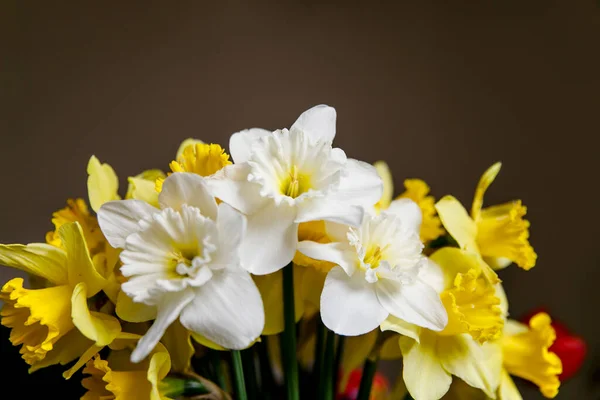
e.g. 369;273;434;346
81;341;172;400
435;162;537;274
374;161;443;243
0;222;121;370
495;313;562;399
385;248;504;400
155;141;232;192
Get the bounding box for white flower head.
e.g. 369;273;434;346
98;173;264;362
298;198;448;336
209;105;383;275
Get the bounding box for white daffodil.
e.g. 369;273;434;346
298;198;448;335
97;172;264;362
208;105;383;275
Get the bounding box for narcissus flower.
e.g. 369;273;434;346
386;248;504;400
435;162;537;275
208;105;383;275
374;161;444;243
0;222;120;368
298;200;447;336
497;313;562;399
98;172;264;362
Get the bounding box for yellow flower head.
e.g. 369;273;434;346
373;161;444;243
502;313;562;398
46;198;104;254
82;352;172;400
293;221;334;273
0;278;73;365
156;142;231;192
432;248;504;344
439;269;503;343
0;222;120;368
435;162;537;272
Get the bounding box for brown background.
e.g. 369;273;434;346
1;1;599;398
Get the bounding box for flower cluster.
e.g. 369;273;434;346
0;105;582;399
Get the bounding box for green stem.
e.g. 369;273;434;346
356;355;379;400
313;317;326;396
232;350;248;400
319;328;336;400
210;350;227;391
257;338;274;400
333;335;346;397
282;262;299;400
161;377;210;397
241;347;258;400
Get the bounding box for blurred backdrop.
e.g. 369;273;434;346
1;1;599;398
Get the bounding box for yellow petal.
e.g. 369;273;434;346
170;143;231;177
116;290;157;323
374;161;393;211
399;179;444;242
502;313;562;398
471;162;501;221
0;243;68;285
340;330;378;391
444;378;489;400
435;196;479;253
300;267;327;312
148;351;172;400
439;268;503;343
437;334;499;398
381;315;421;343
60;222;106;295
0;278;74;365
87;155;121;213
71;282;121;346
28;328;93;373
430;247;500;287
294;221;334;274
46;198;104;253
175;138;205;159
254;267;304;335
161;321;194;373
399;332;452;400
476;201;537;271
190;331;226;351
126;169;166;207
498;369;522;400
64;343;104;379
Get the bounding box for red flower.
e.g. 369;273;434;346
338;369;389;400
522;308;586;381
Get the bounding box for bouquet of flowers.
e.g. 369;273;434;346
0;105;585;399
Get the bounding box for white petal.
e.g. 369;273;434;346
383;198;422;234
376;277;448;331
159;173;218;220
207;164;267;215
179;270;264;349
98;199;157;248
297;241;357;275
335;159;383;208
418;257;446;294
290;104;337;143
130;290;194;363
239;202;298;275
295;196;363;227
324;221;351;242
213;203;247;266
320;266;388;336
229;128;272;164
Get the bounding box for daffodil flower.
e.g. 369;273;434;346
208;105;383;275
298;200;447;336
493;313;562;399
0;222;121;369
97;172;264;362
385;247;505;400
435;162;537;276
